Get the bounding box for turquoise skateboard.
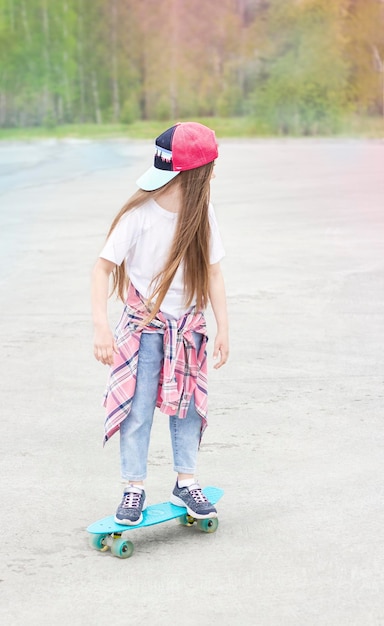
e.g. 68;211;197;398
87;486;223;559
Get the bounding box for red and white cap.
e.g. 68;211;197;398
136;122;218;191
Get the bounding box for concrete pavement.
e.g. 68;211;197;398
0;137;383;625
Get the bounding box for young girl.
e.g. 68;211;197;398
91;122;228;525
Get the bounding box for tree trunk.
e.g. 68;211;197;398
8;0;15;32
372;46;384;118
92;72;102;124
110;0;120;122
77;0;86;122
0;93;6;126
236;0;246;103
169;0;179;119
42;0;52;123
62;1;72;122
21;1;31;43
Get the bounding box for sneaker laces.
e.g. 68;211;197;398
188;484;208;504
122;489;143;509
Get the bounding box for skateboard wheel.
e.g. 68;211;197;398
178;514;195;527
89;533;109;551
111;537;134;559
197;518;219;533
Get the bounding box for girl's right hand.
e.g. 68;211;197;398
93;326;119;366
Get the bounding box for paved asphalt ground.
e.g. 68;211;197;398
0;138;383;625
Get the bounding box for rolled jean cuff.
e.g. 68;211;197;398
121;474;147;483
173;465;196;474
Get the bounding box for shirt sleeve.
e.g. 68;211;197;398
208;203;225;265
99;209;140;266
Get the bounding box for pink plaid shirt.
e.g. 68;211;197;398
103;282;208;444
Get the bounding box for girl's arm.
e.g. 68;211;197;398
208;262;229;369
91;257;119;365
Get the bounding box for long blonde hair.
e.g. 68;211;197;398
108;161;215;320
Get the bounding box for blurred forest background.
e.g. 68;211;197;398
0;0;384;135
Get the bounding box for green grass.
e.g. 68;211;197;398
337;114;384;138
0;115;383;141
0;118;263;141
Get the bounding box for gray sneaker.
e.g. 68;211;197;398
170;482;217;519
114;485;146;525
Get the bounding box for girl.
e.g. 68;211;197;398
91;122;228;525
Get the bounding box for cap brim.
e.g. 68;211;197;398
136;166;180;191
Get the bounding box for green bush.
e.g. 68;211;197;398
120;97;141;124
249;0;350;135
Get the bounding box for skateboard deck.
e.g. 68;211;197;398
87;486;224;558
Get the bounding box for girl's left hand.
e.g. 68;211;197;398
213;332;229;369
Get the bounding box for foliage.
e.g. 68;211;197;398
1;115;383;141
250;0;351;134
0;0;383;135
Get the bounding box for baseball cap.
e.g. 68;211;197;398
136;122;218;191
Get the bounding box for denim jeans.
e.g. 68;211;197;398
119;331;203;481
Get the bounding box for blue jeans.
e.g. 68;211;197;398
119;332;203;481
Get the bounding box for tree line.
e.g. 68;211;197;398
0;0;383;134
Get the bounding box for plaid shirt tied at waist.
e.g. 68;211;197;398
103;282;208;444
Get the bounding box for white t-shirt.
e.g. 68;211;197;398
99;198;225;319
